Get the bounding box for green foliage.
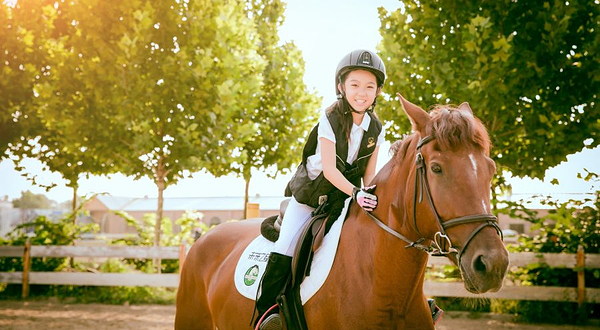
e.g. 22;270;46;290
54;286;176;305
507;189;600;288
220;0;321;210
232;0;321;177
491;299;585;324
425;264;460;282
110;211;200;273
0;213;98;272
2;0;116;189
11;190;55;209
378;1;600;180
0;209;180;303
506;171;599;255
0;0;51;157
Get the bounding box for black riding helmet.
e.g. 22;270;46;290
335;49;386;99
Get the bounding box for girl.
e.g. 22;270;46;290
254;49;386;329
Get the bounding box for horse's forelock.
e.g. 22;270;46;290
426;105;491;154
390;105;490;163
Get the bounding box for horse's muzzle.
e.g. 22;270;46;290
461;243;509;293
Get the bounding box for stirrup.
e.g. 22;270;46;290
258;313;282;330
428;298;444;325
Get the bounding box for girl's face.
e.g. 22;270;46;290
339;69;380;113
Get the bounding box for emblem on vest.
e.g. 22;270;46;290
367;136;375;148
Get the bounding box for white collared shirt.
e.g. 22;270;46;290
305;111;385;180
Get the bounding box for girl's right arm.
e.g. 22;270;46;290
321;137;378;211
320;137;355;196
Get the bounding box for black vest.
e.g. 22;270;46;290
285;104;383;208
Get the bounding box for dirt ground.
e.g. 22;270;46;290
0;300;597;330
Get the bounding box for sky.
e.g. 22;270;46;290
1;0;598;204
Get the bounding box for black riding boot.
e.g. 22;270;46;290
253;252;292;329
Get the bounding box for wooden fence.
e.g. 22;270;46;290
0;244;599;305
0;243;186;298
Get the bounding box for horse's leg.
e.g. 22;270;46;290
175;240;214;330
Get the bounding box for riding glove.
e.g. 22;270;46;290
352;185;377;211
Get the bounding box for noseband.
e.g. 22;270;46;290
365;135;502;263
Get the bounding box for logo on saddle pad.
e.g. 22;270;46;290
244;265;260;286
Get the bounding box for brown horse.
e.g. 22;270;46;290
175;95;509;330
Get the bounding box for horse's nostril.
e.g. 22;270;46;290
473;254;487;273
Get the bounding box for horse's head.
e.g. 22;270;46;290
397;94;509;293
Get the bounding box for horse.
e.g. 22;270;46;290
175;94;510;330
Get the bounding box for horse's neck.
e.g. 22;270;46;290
369;149;428;296
373;145;422;242
339;154;430;314
340;208;429;319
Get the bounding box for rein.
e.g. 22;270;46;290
365;135;503;262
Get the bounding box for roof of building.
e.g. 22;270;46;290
94;195;284;212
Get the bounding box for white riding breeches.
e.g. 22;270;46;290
272;197;315;257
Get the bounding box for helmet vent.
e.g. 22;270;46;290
359;52;372;65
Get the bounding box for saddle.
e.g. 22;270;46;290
260;199;329;288
259;194;348;330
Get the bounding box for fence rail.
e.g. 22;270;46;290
0;245;181;259
0;244;598;304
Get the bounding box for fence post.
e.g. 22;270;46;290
246;203;260;219
22;240;31;299
576;245;585;308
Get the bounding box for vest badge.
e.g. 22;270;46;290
367;137;375;148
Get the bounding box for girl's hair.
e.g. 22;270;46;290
327;97;354;141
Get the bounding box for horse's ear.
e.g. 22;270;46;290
458;102;473;115
397;93;430;133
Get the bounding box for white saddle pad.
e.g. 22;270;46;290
234;197;351;305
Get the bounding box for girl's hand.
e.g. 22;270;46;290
352;185;378;211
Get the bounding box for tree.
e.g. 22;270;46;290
2;0;122;212
109;0;266;246
232;0;320;217
12;190;54;209
377;1;600;182
25;0;267;248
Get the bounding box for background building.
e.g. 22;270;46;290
83;195;282;235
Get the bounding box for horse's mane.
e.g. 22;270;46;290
390;104;491;161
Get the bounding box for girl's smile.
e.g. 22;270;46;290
339;69;380;114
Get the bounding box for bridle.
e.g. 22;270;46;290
364;135;503;263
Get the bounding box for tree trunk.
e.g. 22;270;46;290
72;185;77;214
154;161;166;274
156;178;164;247
70;184;78;268
243;174;250;219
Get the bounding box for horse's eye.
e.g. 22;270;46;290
431;164;442;173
